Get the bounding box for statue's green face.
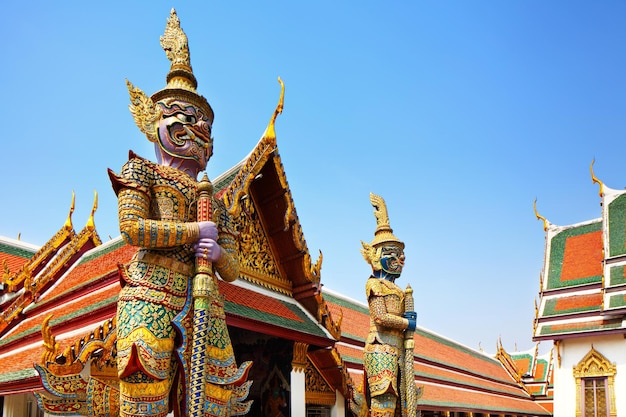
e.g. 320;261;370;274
379;244;405;276
155;99;213;170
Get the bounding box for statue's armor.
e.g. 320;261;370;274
364;277;406;401
108;152;239;416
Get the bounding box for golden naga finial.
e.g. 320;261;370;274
590;158;604;197
262;77;285;141
361;193;404;269
1;260;10;284
310;250;323;282
126;79;161;142
63;191;76;231
533;198;548;232
86;190;98;231
41;315;59;365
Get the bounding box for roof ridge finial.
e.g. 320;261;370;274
262;77;285;141
86;190;98;231
64;191;76;231
590;158;604;197
534;198;548;232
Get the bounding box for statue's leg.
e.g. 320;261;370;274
370;393;398;417
119;370;174;417
117;284;180;417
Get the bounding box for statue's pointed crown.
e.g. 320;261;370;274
368;192;404;248
150;8;214;124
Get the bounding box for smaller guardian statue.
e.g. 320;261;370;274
361;193;417;417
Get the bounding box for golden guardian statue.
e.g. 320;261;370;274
361;193;418;417
108;9;251;417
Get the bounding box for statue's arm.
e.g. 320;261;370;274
116;187;200;248
108;161;200;248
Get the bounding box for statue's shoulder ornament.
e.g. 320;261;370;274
108;151;155;196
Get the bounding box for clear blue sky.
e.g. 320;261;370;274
3;1;626;354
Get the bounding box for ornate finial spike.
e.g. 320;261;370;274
161;9;191;70
41;314;59;365
262;77;285;141
159;8;197;92
64;191;76;231
86;190;98;231
533;198;548;232
368;193;403;248
590;158;604;197
370;192;390;230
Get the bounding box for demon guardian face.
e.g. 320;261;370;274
154;99;213;172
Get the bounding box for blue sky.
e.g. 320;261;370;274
2;1;626;354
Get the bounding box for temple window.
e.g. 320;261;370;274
573;346;617;417
582;377;608;417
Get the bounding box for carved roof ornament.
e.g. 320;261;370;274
262;77;285;142
533;198;548;232
590;158;605;198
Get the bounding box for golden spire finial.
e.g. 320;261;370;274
160;8;195;91
86;190;98;231
534;198;548;232
590;158;604;197
262;77;285;141
64;191;76;231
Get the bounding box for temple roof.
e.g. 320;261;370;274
534;180;626;340
323;289;551;416
510;346;554;413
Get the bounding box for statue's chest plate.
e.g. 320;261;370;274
150;166;197;221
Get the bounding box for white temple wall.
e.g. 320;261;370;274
553;334;626;416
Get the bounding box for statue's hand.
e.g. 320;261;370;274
403;311;417;332
198;221;218;241
193;238;222;262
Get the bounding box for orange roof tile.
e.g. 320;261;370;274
560;230;603;281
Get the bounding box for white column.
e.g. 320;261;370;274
291;342;309;417
290;368;306;416
4;394;26;417
331;390;345;417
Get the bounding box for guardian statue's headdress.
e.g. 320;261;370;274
126;9;214;142
361;193;404;269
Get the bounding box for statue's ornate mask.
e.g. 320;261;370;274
155;99;213;170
